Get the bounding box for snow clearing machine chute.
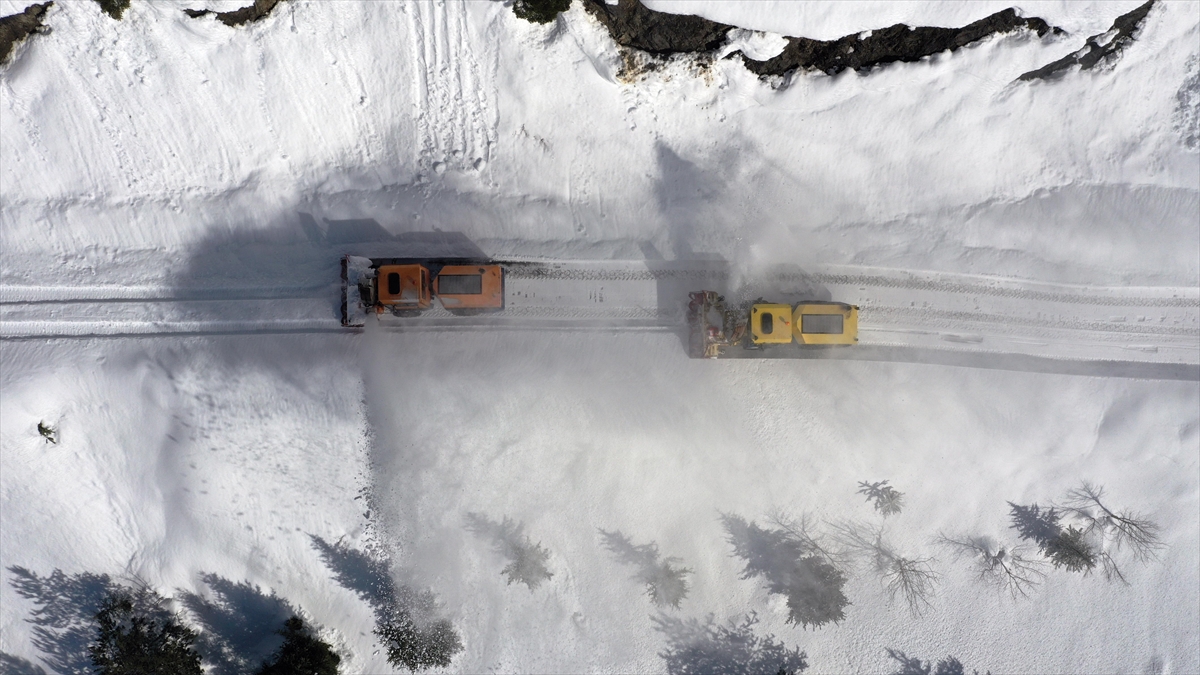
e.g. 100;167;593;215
341;255;504;326
687;291;858;358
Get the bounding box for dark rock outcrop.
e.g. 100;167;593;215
1017;0;1154;81
0;2;52;65
739;8;1060;78
184;0;284;27
581;0;734;54
581;0;1063;80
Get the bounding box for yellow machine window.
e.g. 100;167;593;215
801;314;843;335
794;303;858;345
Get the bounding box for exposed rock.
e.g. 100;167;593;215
93;0;129;21
581;0;734;54
185;0;284;27
581;0;1062;81
0;2;52;66
739;8;1061;78
1017;0;1155;81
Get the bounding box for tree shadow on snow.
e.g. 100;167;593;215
308;534;446;623
0;652;49;675
598;529;691;608
308;535;396;618
5;566;117;675
652;612;808;675
178;573;295;675
464;513;555;591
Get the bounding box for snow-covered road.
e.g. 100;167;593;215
5;261;1195;370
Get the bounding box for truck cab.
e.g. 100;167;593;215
375;264;432;311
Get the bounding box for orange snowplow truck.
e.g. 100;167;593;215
341;256;504;325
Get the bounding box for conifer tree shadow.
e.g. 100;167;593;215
464;513;554;591
652;611;808;675
6;566;116;675
885;648;986;675
719;514;850;628
308;535;462;670
308;535;397;619
178;573;295;675
598;529;691;608
0;652;49;675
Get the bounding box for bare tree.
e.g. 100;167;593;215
830;521;938;614
1059;482;1164;563
766;510;854;570
936;534;1046;600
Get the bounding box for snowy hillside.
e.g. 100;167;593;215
1;1;1198;673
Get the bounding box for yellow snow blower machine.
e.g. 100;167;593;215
687;291;858;358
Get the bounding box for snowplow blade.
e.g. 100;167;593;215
341;255;372;327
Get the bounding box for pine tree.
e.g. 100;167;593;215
1042;525;1097;572
37;421;57;444
257;616;340;675
376;615;462;672
1007;503;1061;546
89;586;202;675
858;481;904;517
1008;502;1097;574
721;514;850;629
781;556;849;628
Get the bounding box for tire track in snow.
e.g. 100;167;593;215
406;0;495;174
504;264;1198;308
3;264;1196;369
316;12;386;170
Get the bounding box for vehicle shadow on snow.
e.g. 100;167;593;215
177;573;295;675
5;566;117;675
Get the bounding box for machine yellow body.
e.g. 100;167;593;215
687;291;859;358
750;304;795;344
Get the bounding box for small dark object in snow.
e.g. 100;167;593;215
1018;0;1156;81
185;0;283;27
513;0;571;25
858;480;904;516
37;421;57;444
0;2;53;65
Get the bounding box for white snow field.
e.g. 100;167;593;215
1;0;1198;673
